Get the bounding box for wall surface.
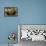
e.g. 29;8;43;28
0;0;46;45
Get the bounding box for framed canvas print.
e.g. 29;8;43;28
4;7;18;16
18;24;46;41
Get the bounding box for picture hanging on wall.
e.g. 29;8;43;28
4;7;18;16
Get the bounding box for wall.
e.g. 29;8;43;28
0;0;46;44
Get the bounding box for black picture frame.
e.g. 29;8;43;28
4;7;18;17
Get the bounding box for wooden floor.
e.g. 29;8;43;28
0;41;46;46
19;40;46;46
